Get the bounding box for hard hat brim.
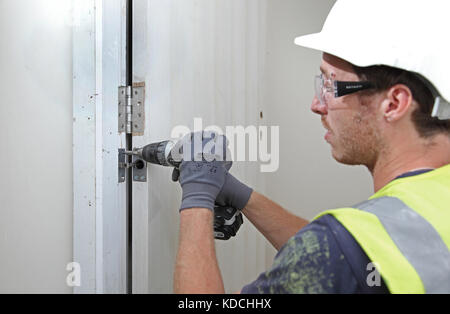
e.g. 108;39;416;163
294;32;375;68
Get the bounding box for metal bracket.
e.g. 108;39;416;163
118;149;147;183
132;155;147;182
118;149;127;183
118;84;145;134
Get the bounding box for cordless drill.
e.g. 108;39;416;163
126;140;243;240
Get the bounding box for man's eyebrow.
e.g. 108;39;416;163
320;66;335;79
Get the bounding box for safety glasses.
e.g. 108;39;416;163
315;73;375;107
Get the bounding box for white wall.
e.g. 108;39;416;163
0;0;73;293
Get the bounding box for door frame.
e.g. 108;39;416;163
73;0;128;294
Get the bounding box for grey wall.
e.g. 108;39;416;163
0;0;73;293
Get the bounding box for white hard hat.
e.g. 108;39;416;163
295;0;450;120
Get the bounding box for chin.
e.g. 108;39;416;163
331;148;364;166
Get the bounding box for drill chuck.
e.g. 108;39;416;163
136;140;180;168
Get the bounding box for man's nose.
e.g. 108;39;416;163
311;96;328;115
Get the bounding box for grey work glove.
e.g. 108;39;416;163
174;131;232;212
178;161;228;211
215;173;253;211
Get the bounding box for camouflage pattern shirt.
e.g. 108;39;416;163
241;214;389;294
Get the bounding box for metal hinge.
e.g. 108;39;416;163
118;83;145;134
118;149;147;183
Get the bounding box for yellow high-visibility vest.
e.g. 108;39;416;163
315;164;450;293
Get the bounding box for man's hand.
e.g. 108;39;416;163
175;131;231;212
179;161;228;211
215;173;253;211
172;131;253;211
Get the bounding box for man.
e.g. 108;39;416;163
173;0;450;294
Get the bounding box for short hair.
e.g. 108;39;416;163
352;65;450;138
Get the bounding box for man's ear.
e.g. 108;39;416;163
381;84;414;123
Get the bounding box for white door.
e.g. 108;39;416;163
0;0;128;293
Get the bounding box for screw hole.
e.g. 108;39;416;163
135;160;145;170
